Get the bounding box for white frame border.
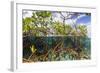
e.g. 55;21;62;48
11;1;97;71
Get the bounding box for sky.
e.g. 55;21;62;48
23;10;91;37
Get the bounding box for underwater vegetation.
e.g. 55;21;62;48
23;36;91;62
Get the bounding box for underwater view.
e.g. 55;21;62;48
22;10;91;63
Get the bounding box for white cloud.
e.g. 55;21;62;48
77;14;86;20
53;13;63;22
65;19;74;24
23;11;32;18
87;23;91;38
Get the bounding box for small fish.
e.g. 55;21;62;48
30;45;37;53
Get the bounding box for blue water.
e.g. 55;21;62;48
27;36;91;53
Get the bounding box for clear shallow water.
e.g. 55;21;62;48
27;36;90;50
23;36;91;61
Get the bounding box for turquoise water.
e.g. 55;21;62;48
23;36;91;60
23;36;91;53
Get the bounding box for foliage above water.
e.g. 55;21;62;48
23;11;89;37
